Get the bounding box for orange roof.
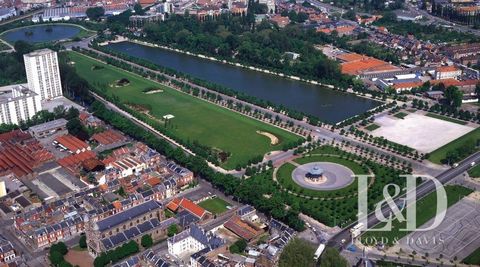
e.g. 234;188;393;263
336;25;356;34
167;197;207;218
393;81;424;90
224;215;261;241
431;78;461;87
166;198;181;212
436;65;460;73
341;57;399;75
147;177;161;187
55;134;89;153
317;28;331;34
99;184;108;191
179;198;207;218
112;201;122;210
336;53;365;62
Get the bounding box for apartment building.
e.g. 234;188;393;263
23;49;63;100
0;84;42;125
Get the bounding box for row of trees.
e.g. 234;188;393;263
93;240;139;267
375;11;479;43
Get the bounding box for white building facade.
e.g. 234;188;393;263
24;49;63;101
0;85;42;125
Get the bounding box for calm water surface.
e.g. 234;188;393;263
2;24;80;44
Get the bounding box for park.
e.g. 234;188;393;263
67;51;301;169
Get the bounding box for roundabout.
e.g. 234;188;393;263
291;162;355;191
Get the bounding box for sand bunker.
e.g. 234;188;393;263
257;131;279;145
144;89;164;94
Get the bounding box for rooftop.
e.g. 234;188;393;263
96;200;162;232
23;48;55;58
29;118;68;133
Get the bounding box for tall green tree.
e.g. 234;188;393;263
444;85;463;108
141;234;153;248
279;238;315;267
86;7;105;21
318;247;348;267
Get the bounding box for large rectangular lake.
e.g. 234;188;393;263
106;41;381;123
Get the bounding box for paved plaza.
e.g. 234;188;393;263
397;196;480;261
291;162;354;190
371;113;474;153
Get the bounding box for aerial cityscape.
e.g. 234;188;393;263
0;0;477;266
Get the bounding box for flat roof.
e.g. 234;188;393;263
24;48;55;58
37;173;72;196
29;118;68;133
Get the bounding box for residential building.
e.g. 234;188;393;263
24;49;63;100
167;224;223;257
0;84;42;125
0;235;15;263
0;8;16;21
435;65;462;80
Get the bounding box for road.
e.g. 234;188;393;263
0;9;44;27
327;150;480;250
405;2;480;37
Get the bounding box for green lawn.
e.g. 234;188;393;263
425;113;468;125
67;52;300;169
462;246;480;265
362;185;473;246
427;128;480;164
198;197;230;214
394;112;408;119
365;123;380;131
468;164;480;177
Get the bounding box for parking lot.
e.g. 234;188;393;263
397;195;480;261
371;113;474;153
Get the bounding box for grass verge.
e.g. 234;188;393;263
427;128;480;164
365;123;380;131
198;197;230;214
425;113;468;125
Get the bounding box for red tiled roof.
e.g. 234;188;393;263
167;198;207;219
55;134;90;153
179;198;206;219
92;129;125;146
147;177;161;187
0;131;53;177
166;198;181;212
57;151;96;174
224;215;261;241
436;65;460;73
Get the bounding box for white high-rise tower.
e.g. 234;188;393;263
23;49;63;100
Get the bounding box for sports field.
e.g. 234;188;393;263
198;197;230;214
67;52;299;169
